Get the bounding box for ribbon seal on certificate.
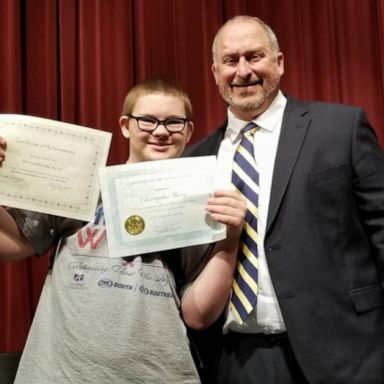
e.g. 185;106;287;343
124;215;145;235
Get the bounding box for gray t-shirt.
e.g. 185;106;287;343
10;207;200;384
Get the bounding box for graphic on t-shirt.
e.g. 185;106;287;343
77;227;106;249
74;273;84;282
62;255;173;300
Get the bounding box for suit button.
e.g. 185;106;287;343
267;244;281;253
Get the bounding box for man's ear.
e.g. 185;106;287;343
211;63;219;85
277;52;285;77
119;115;130;139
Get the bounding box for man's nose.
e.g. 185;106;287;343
237;57;252;78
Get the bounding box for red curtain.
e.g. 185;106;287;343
1;0;383;352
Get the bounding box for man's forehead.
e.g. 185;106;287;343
218;22;267;48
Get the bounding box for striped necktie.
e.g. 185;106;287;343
230;121;259;323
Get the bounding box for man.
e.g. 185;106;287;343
0;76;245;383
180;15;384;384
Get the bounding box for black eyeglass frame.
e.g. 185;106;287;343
127;114;189;133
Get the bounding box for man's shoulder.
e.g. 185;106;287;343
284;95;365;129
286;94;362;115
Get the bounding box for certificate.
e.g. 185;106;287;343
0;114;112;221
99;156;226;257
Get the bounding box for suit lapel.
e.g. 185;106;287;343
183;121;226;157
206;124;226;155
266;98;311;234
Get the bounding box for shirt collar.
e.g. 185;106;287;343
226;90;287;143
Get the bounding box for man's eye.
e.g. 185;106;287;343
249;53;262;62
224;58;237;65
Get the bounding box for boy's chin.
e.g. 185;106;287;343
146;150;182;161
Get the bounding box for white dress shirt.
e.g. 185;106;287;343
217;91;287;334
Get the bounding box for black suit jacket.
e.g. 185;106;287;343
183;96;384;384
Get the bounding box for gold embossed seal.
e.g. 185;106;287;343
124;215;145;235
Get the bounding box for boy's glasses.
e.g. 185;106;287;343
128;115;188;133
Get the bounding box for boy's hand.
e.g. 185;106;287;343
205;190;246;239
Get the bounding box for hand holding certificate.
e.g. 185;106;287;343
99;156;226;257
0;114;111;221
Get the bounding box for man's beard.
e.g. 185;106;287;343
226;92;267;111
218;77;279;113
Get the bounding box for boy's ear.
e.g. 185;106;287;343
185;121;194;144
119;116;130;139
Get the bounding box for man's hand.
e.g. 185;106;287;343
205;190;246;240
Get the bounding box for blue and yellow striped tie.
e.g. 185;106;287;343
230;121;259;323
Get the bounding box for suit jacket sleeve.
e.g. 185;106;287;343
352;108;384;287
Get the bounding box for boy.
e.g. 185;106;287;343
0;76;245;383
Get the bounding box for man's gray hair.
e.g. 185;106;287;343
212;15;280;62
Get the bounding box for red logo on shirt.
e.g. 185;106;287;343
77;227;106;249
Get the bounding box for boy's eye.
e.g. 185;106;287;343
139;117;157;126
166;118;185;126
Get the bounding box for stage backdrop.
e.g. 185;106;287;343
1;0;383;352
